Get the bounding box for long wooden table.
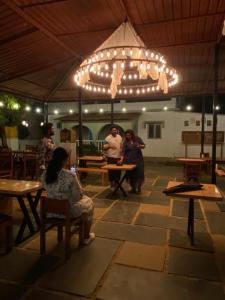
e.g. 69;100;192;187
0;179;43;244
102;164;136;198
78;156;104;162
166;181;222;245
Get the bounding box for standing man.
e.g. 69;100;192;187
103;126;122;188
38;122;55;174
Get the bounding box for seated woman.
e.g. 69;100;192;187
119;129;145;194
41;147;95;245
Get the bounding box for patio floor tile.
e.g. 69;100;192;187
102;201;139;224
135;213;207;232
0;281;28;300
94;221;167;245
115;241;166;271
206;212;225;234
0;248;59;284
143;191;171;205
172;199;203;219
97;264;225;300
168;229;214;252
139;203;170;215
39;237;120;297
23;289;85;300
168;247;220;281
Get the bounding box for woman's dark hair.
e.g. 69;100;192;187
125;129;135;140
45;147;69;184
110;125;118;132
42;122;53;136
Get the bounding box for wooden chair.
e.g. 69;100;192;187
23;152;39;179
0;214;13;254
40;196;86;260
0;150;13;178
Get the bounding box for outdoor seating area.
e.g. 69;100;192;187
1;1;225;299
1;163;225;300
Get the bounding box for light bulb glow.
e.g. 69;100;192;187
25;105;31;111
36;107;41;113
122;107;126;112
164;106;168;111
186;105;192;111
99;108;104;113
54;110;59;115
69;109;73;114
142;107;146;111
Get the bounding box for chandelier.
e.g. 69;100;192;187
74;22;178;99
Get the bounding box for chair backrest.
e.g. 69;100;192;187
0;150;13;178
200;152;209;158
40;196;70;219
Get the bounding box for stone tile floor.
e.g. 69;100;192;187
1;163;225;299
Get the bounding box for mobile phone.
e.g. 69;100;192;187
70;167;76;173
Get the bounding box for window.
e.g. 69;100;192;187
148;123;162;139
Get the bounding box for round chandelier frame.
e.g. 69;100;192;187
74;33;178;98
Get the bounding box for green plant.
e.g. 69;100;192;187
0;93;24;126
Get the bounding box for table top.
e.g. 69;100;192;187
0;179;42;195
166;181;222;201
78;156;104;161
102;164;136;171
176;158;206;164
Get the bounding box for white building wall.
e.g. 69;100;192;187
138;111;225;158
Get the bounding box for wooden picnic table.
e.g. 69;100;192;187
102;164;136;198
166;181;222;245
0;179;43;244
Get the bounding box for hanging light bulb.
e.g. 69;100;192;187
124;89;127;94
122;49;126;56
100;52;104;58
113;63;116;69
147;64;150;70
134;74;137;79
145;51;149;56
105;64;109;70
147;87;150;92
107;51;110;57
121;62;125;69
137;89;140;94
142;88;145;94
113;49;117;56
123;74;126;79
130;61;134;67
130;49;133;56
129;74;132;79
129;89;133;94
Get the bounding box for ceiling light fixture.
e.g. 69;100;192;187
74;22;178;99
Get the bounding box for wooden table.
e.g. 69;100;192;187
176;157;207;178
0;179;43;244
166;181;222;245
102;164;136;198
78;156;104;161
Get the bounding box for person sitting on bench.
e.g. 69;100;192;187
42;147;95;245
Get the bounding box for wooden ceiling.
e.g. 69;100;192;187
0;0;225;102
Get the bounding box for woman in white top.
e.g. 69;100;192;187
42;147;95;244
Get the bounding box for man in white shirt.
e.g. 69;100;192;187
103;126;122;188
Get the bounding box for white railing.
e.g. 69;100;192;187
76;140;104;150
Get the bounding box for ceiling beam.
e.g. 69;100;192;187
0;57;75;83
19;0;67;9
0;27;38;46
3;0;81;58
45;61;79;101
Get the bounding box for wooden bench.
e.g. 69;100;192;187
77;167;108;185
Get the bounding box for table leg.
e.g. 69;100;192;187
187;198;194;246
112;172;127;198
15;189;42;244
16;196;35;244
26;193;41;228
